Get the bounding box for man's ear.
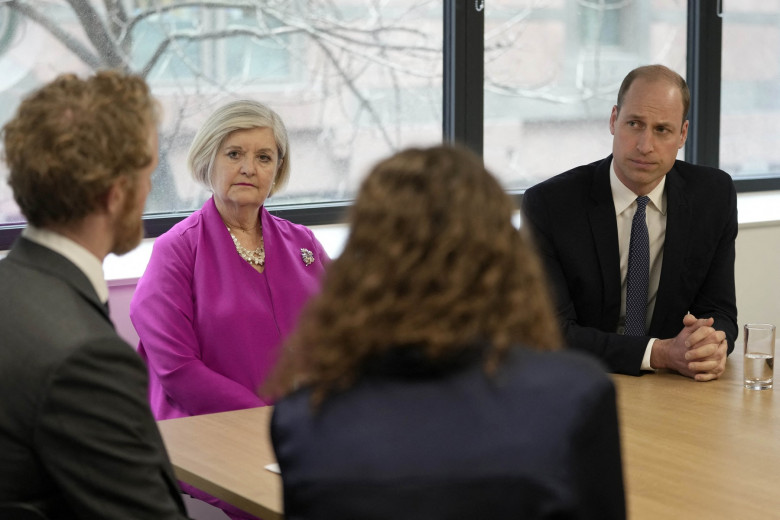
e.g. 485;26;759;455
679;119;689;149
104;176;129;217
609;105;619;136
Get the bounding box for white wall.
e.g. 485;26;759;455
108;280;141;346
734;221;780;347
109;214;780;349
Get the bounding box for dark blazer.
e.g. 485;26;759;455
521;156;738;375
0;238;189;520
272;345;625;520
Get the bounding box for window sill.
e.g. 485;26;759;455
4;190;780;284
105;223;349;286
735;190;780;229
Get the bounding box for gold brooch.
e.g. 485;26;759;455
300;248;314;266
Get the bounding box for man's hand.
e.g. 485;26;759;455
651;314;728;381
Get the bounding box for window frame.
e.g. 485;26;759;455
1;0;778;250
686;0;780;192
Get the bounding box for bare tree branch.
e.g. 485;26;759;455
257;4;438;79
484;79;617;104
313;36;396;151
103;0;127;31
102;0;130;55
7;0;439;156
139;25;304;78
261;3;437;54
122;0;262;40
6;0;102;69
67;0;128;69
120;1;435;56
303;25;436;54
577;0;635;10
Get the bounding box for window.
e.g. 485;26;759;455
0;5;18;53
721;2;780;180
0;1;778;249
0;1;443;232
578;0;626;48
483;0;686;191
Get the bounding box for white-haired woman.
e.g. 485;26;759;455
131;100;328;519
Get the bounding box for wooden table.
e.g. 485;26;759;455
158;406;283;520
159;352;780;520
614;352;780;519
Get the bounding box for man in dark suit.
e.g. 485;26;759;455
522;64;737;379
0;72;190;519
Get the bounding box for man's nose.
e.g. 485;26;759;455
636;130;654;154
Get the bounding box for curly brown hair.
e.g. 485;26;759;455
3;70;159;227
266;144;561;405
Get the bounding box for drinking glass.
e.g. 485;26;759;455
743;323;776;390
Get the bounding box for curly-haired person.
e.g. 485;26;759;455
0;71;189;519
266;144;626;520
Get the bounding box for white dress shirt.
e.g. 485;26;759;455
610;162;667;371
22;226;109;305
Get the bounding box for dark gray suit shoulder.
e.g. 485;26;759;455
0;250;117;364
525;157;607;192
0;240;189;519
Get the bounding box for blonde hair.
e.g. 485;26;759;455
187;100;290;195
3;70;158;227
266;144;562;405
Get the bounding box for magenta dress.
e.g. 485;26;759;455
130;197;328;519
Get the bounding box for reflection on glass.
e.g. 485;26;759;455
0;1;443;225
483;0;686;191
721;2;780;179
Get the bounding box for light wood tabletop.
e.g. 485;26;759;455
158;350;779;520
614;350;780;519
157;406;283;520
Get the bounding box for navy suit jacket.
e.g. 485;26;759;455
0;238;189;520
272;345;625;520
521;156;738;375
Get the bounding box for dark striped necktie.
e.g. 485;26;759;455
625;195;650;336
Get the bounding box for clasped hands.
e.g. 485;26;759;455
651;314;728;381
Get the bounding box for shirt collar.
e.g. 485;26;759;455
609;160;667;216
22;226;109;303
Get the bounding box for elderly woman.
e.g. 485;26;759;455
267;145;626;520
130;100;328;518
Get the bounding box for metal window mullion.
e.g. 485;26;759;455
443;0;484;156
685;0;722;168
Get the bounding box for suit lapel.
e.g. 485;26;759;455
588;158;622;325
650;166;690;332
8;237;112;323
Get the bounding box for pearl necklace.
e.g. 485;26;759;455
227;226;265;266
